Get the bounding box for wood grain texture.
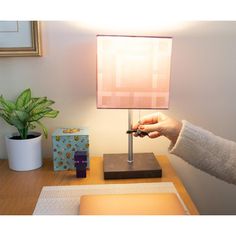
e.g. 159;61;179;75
0;156;199;215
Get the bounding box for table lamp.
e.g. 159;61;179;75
97;35;172;179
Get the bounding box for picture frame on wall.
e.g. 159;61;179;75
0;21;42;57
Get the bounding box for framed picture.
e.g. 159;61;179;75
0;21;42;57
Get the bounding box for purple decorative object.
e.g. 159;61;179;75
74;151;88;178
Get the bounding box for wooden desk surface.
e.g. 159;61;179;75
0;156;199;215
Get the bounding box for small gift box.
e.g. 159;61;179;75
52;128;89;171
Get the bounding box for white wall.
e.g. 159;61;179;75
1;21;236;214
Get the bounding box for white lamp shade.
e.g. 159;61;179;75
97;35;172;109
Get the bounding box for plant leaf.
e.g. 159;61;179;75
9;112;25;130
0;95;16;112
31;99;55;114
23;99;33;111
29;108;53;121
0;112;12;125
27;97;47;112
16;88;31;109
14;110;29;123
43;110;59;118
35;120;48;138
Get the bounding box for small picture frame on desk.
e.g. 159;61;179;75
0;21;42;57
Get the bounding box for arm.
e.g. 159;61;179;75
134;112;236;185
170;120;236;185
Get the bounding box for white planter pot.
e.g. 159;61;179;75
5;132;42;171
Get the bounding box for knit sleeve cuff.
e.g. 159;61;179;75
169;120;201;156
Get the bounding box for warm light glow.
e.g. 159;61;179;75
66;1;191;32
72;18;188;33
77;18;185;32
97;35;172;109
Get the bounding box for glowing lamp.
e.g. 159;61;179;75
97;35;172;179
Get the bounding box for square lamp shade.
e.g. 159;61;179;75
96;35;172;179
97;35;172;109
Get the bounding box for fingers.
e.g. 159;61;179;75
132;112;159;130
132;112;167;139
133;123;163;139
133;129;162;139
139;113;159;125
148;131;162;139
132;123;140;131
134;133;147;138
132;112;181;143
139;123;162;133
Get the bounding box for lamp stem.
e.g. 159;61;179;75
128;109;134;163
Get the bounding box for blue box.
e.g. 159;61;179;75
52;128;89;171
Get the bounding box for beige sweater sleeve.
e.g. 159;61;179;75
169;120;236;185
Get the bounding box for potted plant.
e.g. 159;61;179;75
0;88;59;171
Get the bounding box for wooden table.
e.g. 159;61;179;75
0;156;199;215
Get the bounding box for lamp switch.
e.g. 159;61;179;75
126;130;148;136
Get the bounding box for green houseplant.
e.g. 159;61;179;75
0;88;59;171
0;88;59;139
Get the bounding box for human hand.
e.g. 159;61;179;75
132;112;182;145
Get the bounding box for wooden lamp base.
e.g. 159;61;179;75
103;152;162;179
